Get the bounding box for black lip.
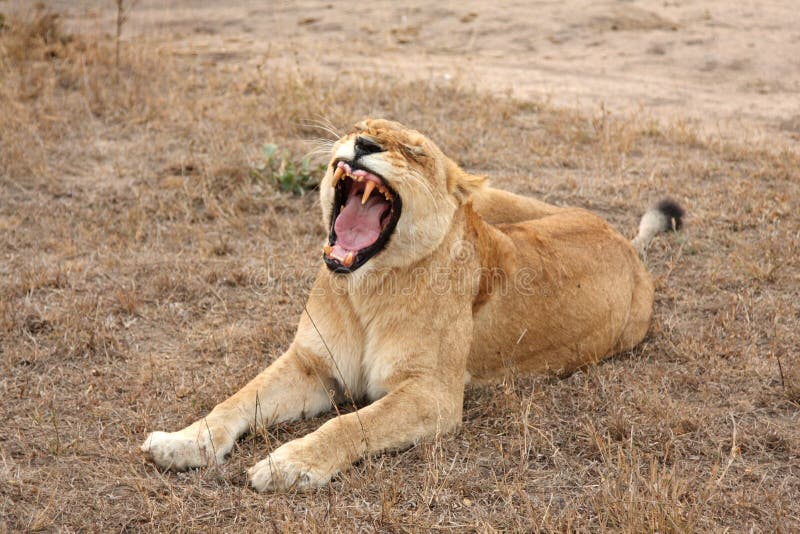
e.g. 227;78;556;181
324;160;402;274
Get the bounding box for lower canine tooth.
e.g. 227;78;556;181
361;182;376;204
343;252;354;267
323;245;332;256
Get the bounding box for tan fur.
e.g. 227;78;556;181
141;119;658;491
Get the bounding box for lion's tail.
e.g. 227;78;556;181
631;199;685;252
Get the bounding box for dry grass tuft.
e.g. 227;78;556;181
1;9;798;532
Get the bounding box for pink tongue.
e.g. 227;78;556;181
334;188;388;251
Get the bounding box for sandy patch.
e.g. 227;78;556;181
48;0;800;143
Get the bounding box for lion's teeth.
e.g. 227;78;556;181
361;182;376;204
343;252;355;267
332;167;344;186
323;244;332;256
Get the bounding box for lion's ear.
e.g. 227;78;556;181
446;158;486;203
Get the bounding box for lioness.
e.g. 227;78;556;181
141;119;683;491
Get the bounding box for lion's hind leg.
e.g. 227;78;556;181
614;266;655;353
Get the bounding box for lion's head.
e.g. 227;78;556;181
320;119;485;274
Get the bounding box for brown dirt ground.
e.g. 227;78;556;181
58;0;800;143
1;2;798;532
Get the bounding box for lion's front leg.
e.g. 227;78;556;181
247;301;472;492
247;375;464;491
141;344;336;471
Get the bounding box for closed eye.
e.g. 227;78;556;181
399;144;427;161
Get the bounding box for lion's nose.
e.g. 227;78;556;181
354;136;383;160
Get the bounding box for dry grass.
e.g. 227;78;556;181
1;8;798;532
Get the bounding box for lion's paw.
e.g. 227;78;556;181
248;441;333;492
140;426;228;471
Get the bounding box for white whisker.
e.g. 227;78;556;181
405;172;437;206
300;117;341;141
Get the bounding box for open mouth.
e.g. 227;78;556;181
323;160;402;273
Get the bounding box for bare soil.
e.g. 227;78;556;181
60;0;800;142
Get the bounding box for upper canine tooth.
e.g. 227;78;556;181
362;182;376;204
332;167;344;186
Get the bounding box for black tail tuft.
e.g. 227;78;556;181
656;199;684;232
